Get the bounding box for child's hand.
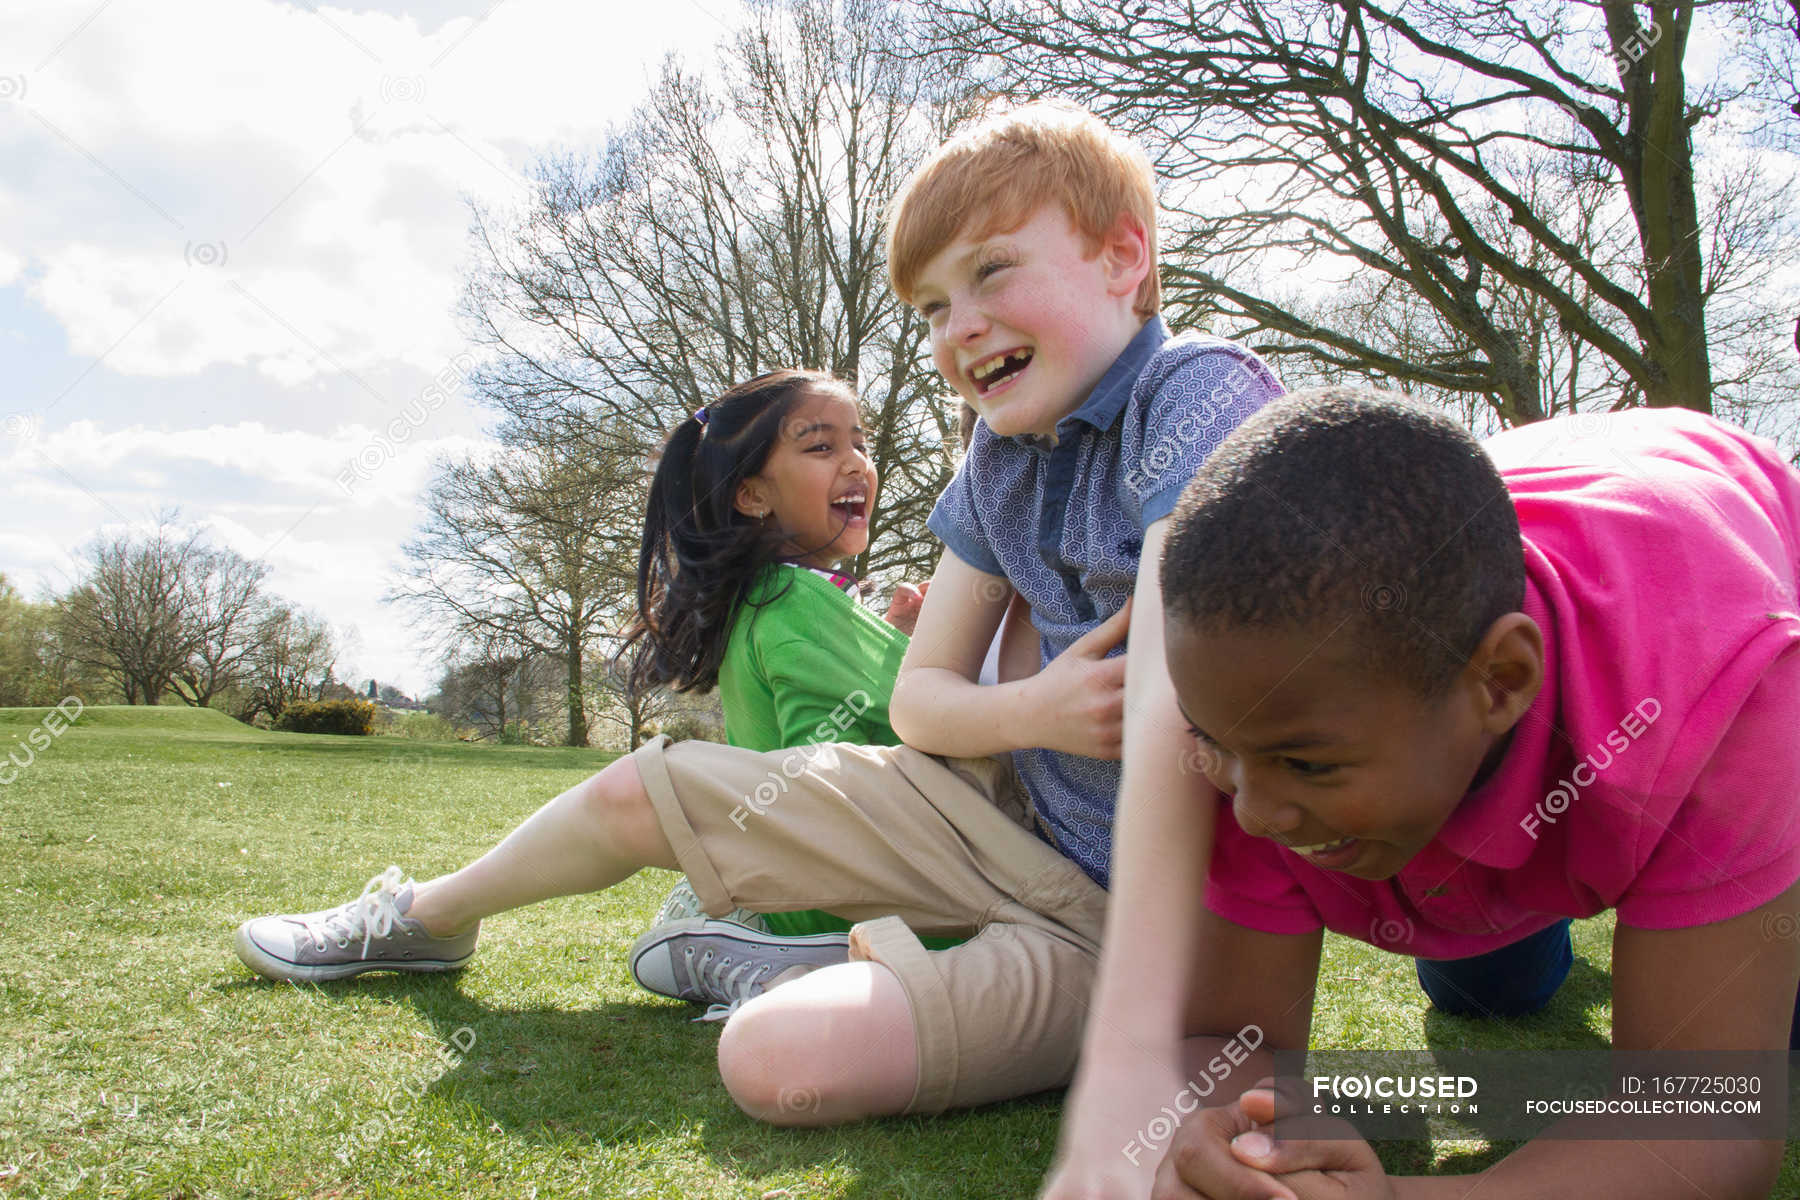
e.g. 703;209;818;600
884;581;928;636
1165;1086;1393;1200
1036;1054;1181;1199
1142;1086;1291;1200
1029;597;1131;759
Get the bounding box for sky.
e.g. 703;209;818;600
0;0;730;697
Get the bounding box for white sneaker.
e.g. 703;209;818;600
233;866;478;983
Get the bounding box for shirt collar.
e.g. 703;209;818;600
1060;316;1169;436
1013;317;1170;452
779;560;862;603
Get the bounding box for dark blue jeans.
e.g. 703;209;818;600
1415;919;1574;1018
1419;918;1800;1047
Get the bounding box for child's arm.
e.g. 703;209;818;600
1043;896;1324;1197
890;549;1128;759
1055;886;1798;1200
1041;516;1310;1196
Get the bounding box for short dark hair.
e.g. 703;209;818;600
1161;388;1525;695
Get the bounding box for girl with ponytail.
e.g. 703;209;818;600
233;367;949;1024
620;368;946;1003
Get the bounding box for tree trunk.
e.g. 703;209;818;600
1610;0;1712;413
131;670;162;705
564;635;588;747
1487;329;1547;427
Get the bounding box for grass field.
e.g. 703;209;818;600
2;706;1793;1198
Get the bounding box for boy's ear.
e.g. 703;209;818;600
1098;213;1152;300
734;478;771;520
1463;612;1543;735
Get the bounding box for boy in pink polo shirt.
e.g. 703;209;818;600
1044;390;1800;1198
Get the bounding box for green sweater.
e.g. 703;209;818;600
718;564;907;754
716;565;958;947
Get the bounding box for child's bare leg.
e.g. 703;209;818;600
406;755;677;936
716;961;920;1125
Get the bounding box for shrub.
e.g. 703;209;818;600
274;699;377;736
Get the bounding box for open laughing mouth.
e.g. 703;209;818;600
968;348;1033;397
830;491;868;524
1284;834;1361;868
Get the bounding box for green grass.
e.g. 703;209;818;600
1;706;1793;1198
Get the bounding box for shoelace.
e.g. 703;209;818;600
687;947;774;1023
303;865;410;960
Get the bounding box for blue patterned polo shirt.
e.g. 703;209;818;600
927;317;1284;887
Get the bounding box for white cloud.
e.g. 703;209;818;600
8;419;470;499
2;0;723;384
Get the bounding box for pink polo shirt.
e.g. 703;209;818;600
1204;409;1800;959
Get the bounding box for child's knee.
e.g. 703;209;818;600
716;999;825;1125
715;966;920;1125
581;757;673;869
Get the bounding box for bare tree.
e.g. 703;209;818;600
56;523;206;705
431;630;556;742
392;417;635;746
167;547;272;708
235;605;337;724
927;0;1799;430
587;642;687;750
461;0;980;580
54;517;319;711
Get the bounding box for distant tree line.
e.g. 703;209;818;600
0;518;341;719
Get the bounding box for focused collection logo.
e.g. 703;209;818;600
1311;1073;1480;1115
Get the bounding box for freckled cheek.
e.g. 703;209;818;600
928;337;961;389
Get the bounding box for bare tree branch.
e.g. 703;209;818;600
921;0;1798;432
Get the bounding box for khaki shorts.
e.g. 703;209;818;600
629;736;1108;1114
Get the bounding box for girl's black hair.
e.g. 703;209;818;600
622;368;859;693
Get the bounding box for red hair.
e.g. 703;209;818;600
887;103;1160;319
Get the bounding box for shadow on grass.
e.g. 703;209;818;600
1374;954;1612;1177
210;950;1618;1194
220;971;1064;1198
